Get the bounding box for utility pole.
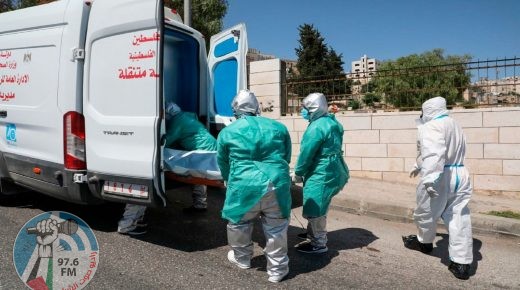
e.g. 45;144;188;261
184;0;191;27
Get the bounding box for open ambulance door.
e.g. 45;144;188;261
83;0;166;206
207;23;248;131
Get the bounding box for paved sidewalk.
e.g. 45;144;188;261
310;177;520;238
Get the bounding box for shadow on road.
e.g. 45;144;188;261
432;233;483;277
1;184;380;279
0;191;124;232
283;227;378;280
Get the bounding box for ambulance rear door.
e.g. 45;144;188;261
207;23;248;129
83;0;166;206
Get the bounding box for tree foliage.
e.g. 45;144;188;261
362;93;381;107
0;0;54;12
0;0;14;12
372;49;471;108
166;0;228;49
292;23;349;99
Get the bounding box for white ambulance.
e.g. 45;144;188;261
0;0;247;206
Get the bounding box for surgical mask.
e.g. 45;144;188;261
300;108;310;120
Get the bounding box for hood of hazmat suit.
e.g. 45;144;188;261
301;93;329;122
295;93;349;217
217;92;292;223
232;90;260;117
165;111;217;151
413;96;473;265
165;102;182;120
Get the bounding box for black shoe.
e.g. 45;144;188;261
182;206;207;214
295;241;328;254
448;261;470;280
402;235;433;254
297;233;308;240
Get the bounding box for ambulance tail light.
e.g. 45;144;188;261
64;111;86;170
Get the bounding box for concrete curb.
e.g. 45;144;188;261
330;196;520;239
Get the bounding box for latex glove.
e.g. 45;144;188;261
290;172;303;184
424;183;438;198
293;175;303;184
409;164;421;178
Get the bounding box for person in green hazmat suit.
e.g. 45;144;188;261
293;93;349;254
118;102;216;235
217;90;292;283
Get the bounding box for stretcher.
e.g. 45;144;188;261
163;149;225;188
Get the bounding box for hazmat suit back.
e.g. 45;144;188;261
295;93;349;217
217;115;292;223
165;111;217;151
414;96;473;265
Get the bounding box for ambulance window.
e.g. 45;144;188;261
163;29;199;113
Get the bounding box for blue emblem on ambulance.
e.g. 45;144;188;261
6;123;16;142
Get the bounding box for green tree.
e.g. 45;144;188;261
362;93;381;107
372;49;471;108
0;0;14;13
348;99;360;110
295;24;330;77
166;0;228;49
292;23;349;100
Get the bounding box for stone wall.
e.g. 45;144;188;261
248;59;520;196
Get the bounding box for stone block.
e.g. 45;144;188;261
463;128;498;144
249;59;281;73
337;116;371;130
344;130;379;144
259;107;281;119
474;175;520;191
466;144;483;159
249;71;280;85
294;118;309;132
382;172;418;185
450;112;483;128
349;171;382;180
278;118;294;132
346;144;387;157
387;144;417;158
372;115;417;130
362;158;404;172
499;127;520;143
289;131;298;144
380;129;417;144
249;83;280;96
503;160;520;175
464;159;502;175
257;95;280;108
345;157;362;171
484;144;520;159
484;111;520;127
289;155;297;169
405;158;418;171
291;143;301;156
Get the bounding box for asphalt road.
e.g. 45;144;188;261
1;186;519;289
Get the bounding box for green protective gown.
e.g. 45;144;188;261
165;112;217;151
217;116;292;223
295;114;349;217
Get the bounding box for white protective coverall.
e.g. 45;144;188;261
414;96;473;265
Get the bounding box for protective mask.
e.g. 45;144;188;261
300;108;310;120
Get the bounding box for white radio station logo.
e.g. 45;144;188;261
13;211;99;290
